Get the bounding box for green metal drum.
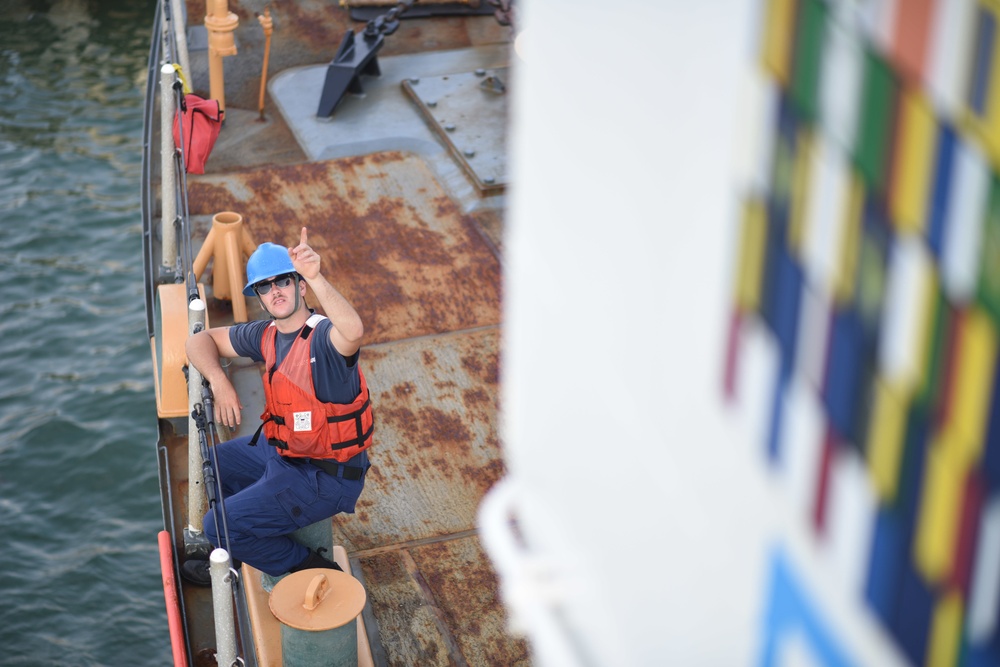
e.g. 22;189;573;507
269;569;366;667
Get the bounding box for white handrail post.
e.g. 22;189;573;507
187;298;208;535
169;0;192;86
210;548;239;667
159;62;178;272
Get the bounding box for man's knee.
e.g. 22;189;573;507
202;511;220;545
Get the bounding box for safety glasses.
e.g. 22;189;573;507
253;274;295;295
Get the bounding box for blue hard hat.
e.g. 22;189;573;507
243;242;296;296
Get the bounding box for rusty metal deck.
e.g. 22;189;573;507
186;153;502;344
163;2;525;664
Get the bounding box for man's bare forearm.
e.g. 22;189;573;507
305;272;364;343
186;330;229;385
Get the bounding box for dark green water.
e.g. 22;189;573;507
0;1;169;664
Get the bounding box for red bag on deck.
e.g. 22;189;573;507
172;94;222;175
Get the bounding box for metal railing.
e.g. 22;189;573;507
141;0;197;314
141;2;251;665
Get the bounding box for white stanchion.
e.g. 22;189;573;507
159;62;177;271
210;548;238;667
186;298;207;533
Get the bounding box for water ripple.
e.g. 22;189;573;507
0;2;167;664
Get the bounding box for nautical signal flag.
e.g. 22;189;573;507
729;0;1000;665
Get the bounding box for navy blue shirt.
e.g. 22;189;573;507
229;316;360;404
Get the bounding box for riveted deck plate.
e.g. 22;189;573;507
403;68;509;193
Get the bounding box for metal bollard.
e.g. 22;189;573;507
269;569;366;667
191;211;258;323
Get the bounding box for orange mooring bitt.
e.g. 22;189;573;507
258;8;274;120
205;0;239;112
193;211;258;322
158;530;189;667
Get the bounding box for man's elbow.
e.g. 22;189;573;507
185;332;199;356
337;316;364;346
186;329;212;356
346;320;364;344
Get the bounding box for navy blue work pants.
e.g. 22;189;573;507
201;434;364;576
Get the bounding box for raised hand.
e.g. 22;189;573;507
289;226;321;280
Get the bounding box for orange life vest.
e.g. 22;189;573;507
259;315;374;461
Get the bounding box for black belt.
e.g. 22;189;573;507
284;456;365;481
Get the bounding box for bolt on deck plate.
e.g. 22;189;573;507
403;68;508;193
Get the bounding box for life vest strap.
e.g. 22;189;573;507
325;395;370;422
257;408;371;452
328;421;374;451
248;414;281;447
248;420;267;446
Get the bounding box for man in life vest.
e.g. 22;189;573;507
181;227;373;585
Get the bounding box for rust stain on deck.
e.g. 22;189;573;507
184;0;502;57
358;539;528;667
334;328;502;552
411;537;531;666
188;153;501;346
359;550;454;667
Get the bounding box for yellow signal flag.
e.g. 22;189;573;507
867;377;908;503
914;432;966;585
833;171;865;306
945;307;998;466
925;590;964;667
890;89;936;234
788;128;814;253
734;199;768;312
986;0;1000;163
761;0;798;87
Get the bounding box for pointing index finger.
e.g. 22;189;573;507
300;226;308;247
